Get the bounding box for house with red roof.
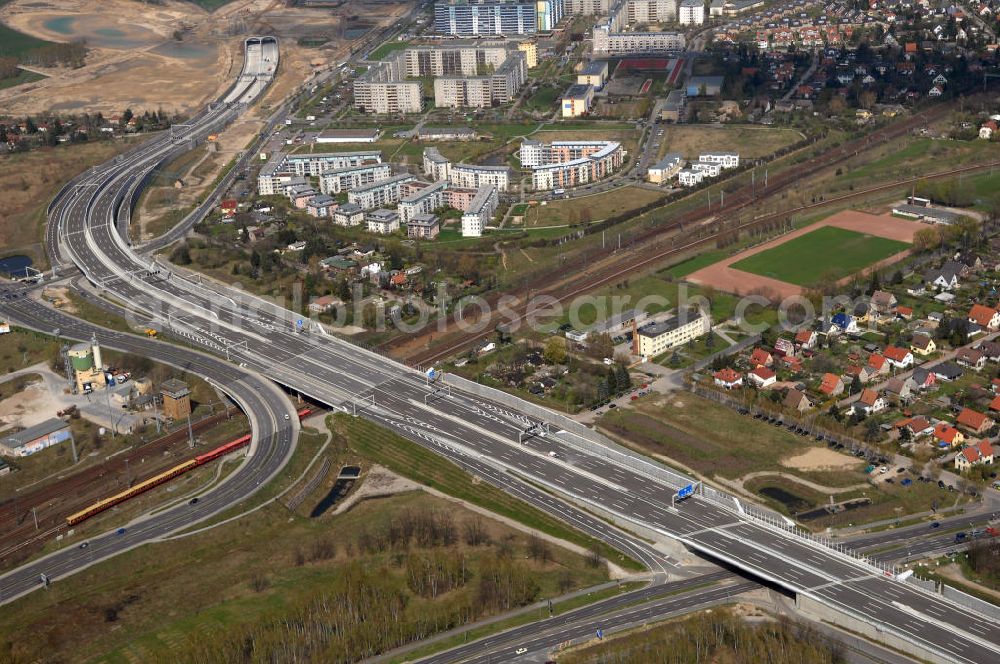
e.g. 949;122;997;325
956;407;994;435
748;366;776;388
968;304;1000;331
894;416;932;438
819;373;844;396
795;329;817;349
713;368;743;389
933;422;965;447
883;346;913;369
896;305;914;320
855;389;887;415
749;348;774;368
954;439;994;471
867;353;890;376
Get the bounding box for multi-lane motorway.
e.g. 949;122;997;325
1;34;998;664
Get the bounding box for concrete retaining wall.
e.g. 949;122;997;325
941;583;1000;622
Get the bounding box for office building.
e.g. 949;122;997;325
632;310;710;357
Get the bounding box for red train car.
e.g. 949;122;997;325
194;434;252;465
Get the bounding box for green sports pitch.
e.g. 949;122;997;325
729;226;909;287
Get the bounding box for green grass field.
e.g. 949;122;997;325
369;39;409;60
730;226;909;287
0;24;54;58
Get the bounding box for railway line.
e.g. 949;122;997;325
396;103;957;365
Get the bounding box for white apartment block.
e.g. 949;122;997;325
592;25;685;55
634;310;710;358
401;43;510;77
449;163;512;192
398;181;449;223
366;209;401;235
347;174;416;210
678;169;704;187
319;163;393;195
678;0;704;25
461;184;499;237
699;152;740;169
333;203;365;227
433;52;527;108
627;0;677;23
423;147;452;181
285;151;383;177
520;139;624;190
692;161;721;177
353;61;423;114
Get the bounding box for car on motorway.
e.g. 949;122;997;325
116;528;126;536
548;451;558;458
189;497;199;505
955;532;967;542
78;542;89;549
930;521;940;528
515;648;528;655
284;414;290;420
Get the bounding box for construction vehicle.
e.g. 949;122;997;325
145;329;157;338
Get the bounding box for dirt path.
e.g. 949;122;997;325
686;209;927;298
734;471;870;494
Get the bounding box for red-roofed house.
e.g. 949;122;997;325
795;329;817;349
714;368;743;389
934;422;965;447
867;353;890;376
895;416;932;438
855;389;887;415
990;394;1000;412
779;355;803;372
749;366;777;388
819;373;844;396
968;304;1000;331
956;407;994;435
220;199;238;217
896;305;914;320
954;439;994;471
749;348;774;368
883;346;914;369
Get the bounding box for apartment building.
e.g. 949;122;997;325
433;52;528;108
592;25;685;54
347;174;417;210
633;310;710;358
699;151;740;169
423;147;453;181
520;139;624;190
646;152;684;183
366;209;401;235
333;203;365;227
563;0;610;14
434;0;563;36
319;163;393;195
678;168;704;186
398;181;449;223
461;184;500;237
626;0;677;23
407;213;441;239
678;0;705;25
306;194;337;218
517;40;538;68
285;151;382;177
353;60;423;114
449;163;511;192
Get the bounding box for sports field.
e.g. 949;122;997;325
729;226;909;286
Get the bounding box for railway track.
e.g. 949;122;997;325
408;157;1000;367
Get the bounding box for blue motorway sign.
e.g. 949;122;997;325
596;628;604;640
677;484;694;500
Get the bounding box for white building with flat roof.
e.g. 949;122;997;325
699;152;740;169
319;163;392;195
366;209;401;235
678;169;704;187
461;185;499;237
449;163;511;192
679;0;705;25
347;174;416;210
423;147;452;182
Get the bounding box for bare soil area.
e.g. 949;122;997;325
686;210;927;298
781;447;864;472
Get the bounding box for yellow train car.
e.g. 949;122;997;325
66;459;198;526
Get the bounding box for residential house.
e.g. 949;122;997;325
977;340;1000;362
795;329;817;349
923;264;961;290
884;377;912;403
870;290;898;315
855;388;887;415
896;305;914;320
895;415;932;439
867;353;890;376
909;367;937;391
831;312;859;334
308;295;343;314
749;348;774;367
933;422;965;447
749;366;777;388
933;362;964;382
955;347;986;371
981;120;997;140
783;389;812;412
956;407;994;435
954;439;994;471
819;373;845;397
969;304;1000;331
883;346;914;369
713;368;743;389
910;334;936;356
846;364;875;385
779;355;803;372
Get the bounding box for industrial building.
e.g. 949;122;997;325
520;139;624;190
561;83;595;117
417;126;478;141
0;418;74;458
687;75;724;97
315;128;382;144
632;310;710;358
66;337;107;394
433;0;563;36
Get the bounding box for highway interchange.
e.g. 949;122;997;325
0;34;998;664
